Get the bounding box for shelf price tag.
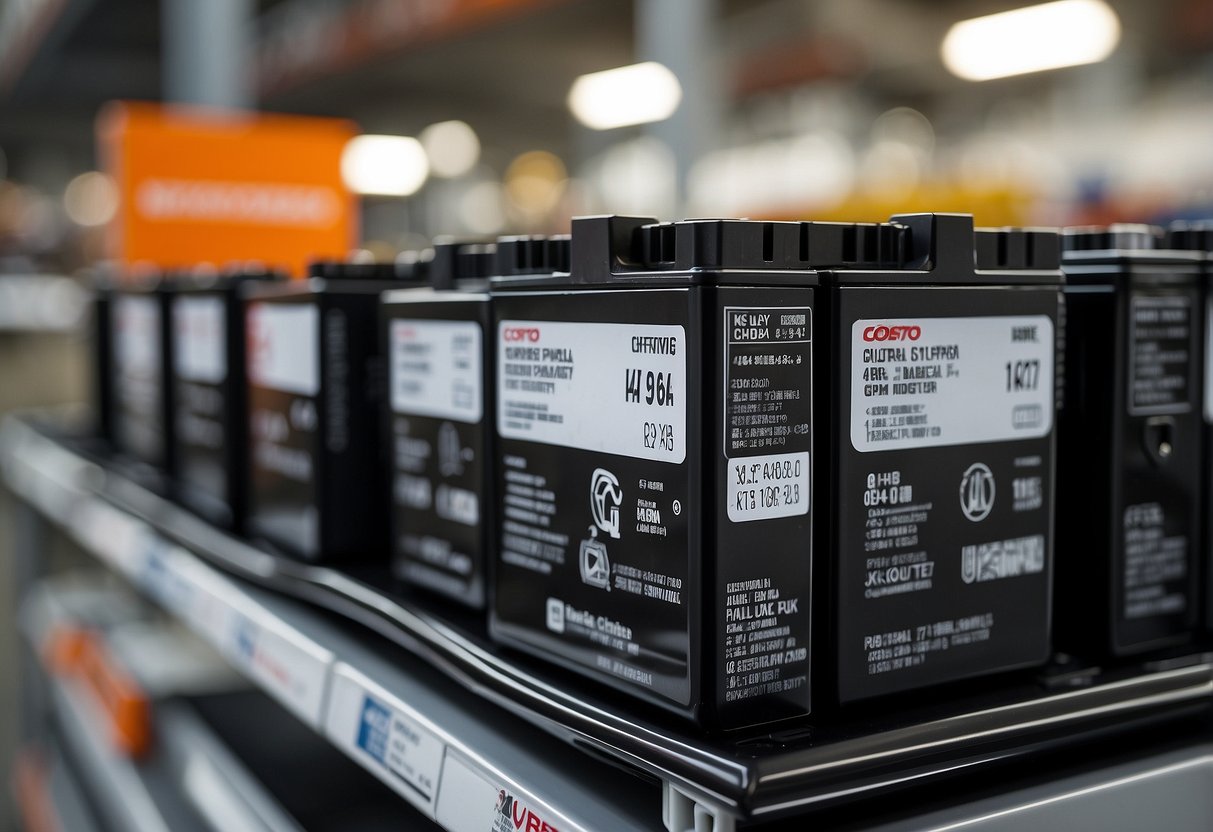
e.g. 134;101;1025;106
213;593;332;727
436;751;577;832
149;553;332;727
324;665;445;815
71;501;154;580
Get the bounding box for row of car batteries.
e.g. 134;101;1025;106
93;213;1213;731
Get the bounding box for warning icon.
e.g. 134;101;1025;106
579;527;612;590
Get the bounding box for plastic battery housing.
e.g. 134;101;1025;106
1167;221;1213;635
381;240;518;609
243;262;415;562
169;268;283;531
109;273;176;477
1056;225;1204;656
822;214;1063;705
490;216;819;729
90;268;116;445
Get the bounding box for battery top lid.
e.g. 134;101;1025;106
1165;220;1213;255
172;262;286;292
553;213;1059;287
1062;223;1204;268
429;240;500;291
115;265;175;293
485;234;573;290
308;258;430;283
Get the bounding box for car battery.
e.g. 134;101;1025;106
828;215;1062;705
245;261;419;561
110;273;175;477
490;216;817;728
90;267;116;445
1166;221;1213;635
1056;225;1204;656
383;240;568;609
169;266;283;530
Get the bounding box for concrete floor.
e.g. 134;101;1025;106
0;328;88;831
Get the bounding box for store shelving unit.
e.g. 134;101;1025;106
5;411;1213;831
0;275;86;333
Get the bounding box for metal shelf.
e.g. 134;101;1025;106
4;412;1213;830
50;674;211;832
4;414;662;832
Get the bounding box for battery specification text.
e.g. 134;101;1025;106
724;307;812;523
863;614;994;676
1129;293;1192;414
723;577;807;701
247;302;320;486
174;296;227;451
498;320;687;463
113;295;165;459
390;319;483;422
857;460;1045;679
862;469;934;596
1123;502;1189;619
851;315;1054;452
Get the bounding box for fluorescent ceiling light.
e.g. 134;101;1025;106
64;171;119;227
420;120;480;179
942;0;1121;81
568;61;683;130
341;135;429;197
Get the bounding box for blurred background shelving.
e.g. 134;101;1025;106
3;0;1213;275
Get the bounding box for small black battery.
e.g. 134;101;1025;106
1166;221;1213;635
828;214;1062;704
244;261;414;561
109;273;175;477
169;266;283;530
90;267;116;445
1056;225;1204;656
490;216;816;729
383;239;570;609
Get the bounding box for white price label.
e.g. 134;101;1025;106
172;562;331;726
436;752;580;832
173;296;227;383
850;315;1054;452
390;319;483;422
497;320;686;463
324;667;446;814
727;451;810;523
218;604;330;726
247;302;319;396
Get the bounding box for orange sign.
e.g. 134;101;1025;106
99;102;358;278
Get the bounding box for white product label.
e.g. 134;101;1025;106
325;668;445;813
114;295;161;376
727;451;810;523
1204;295;1213;423
247;302;319;396
390;319;483;422
173;296;227;383
436;752;581;832
497;320;686;464
850;316;1054;452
